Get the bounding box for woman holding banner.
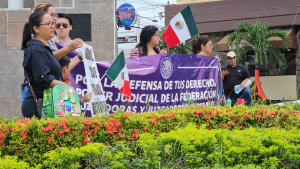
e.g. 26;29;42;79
130;25;167;58
21;11;66;118
191;35;221;62
33;3;83;61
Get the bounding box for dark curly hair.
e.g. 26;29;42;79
136;25;160;56
191;35;211;54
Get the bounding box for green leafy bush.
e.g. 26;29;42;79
136;124;300;168
3;124;300;168
0;155;32;169
0;104;300;166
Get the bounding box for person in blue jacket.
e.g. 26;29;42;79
21;11;66;118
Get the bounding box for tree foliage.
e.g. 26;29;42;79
158;26;197;54
228;22;290;74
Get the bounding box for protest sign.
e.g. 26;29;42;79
68;53;221;115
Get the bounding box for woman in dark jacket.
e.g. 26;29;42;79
21;11;65;118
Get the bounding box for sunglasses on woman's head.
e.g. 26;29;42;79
55;23;69;29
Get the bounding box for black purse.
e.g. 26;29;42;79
25;73;42;119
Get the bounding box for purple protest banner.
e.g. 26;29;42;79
56;43;220;116
72;57;220;115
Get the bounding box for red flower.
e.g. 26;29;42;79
208;110;215;114
205;114;211;121
84;137;91;143
149;118;157;125
169;112;175;119
207;126;212;130
260;108;266;114
230;121;235;126
143;127;147;132
193;114;199;117
133;129;139;135
105;118;123;135
0;134;6;139
10;127;15;132
243;114;250;121
64;127;70;133
123;114;129;119
269;111;275;119
21;130;27;139
48;138;54;144
59;118;68;126
58;130;64;136
84;119;91;126
4;128;9;132
53;130;58;134
120;133;125;139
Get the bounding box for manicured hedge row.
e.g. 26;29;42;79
1;124;300;168
137;124;300;168
0;104;299;166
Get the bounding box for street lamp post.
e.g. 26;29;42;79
114;0;118;60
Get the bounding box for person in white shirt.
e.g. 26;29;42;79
53;13;88;54
54;13;90;71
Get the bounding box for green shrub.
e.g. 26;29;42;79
38;143;135;169
0;155;32;169
136;124;300;168
0;104;300;166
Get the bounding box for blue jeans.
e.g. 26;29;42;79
225;88;252;106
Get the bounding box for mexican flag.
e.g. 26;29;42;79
161;4;198;48
106;51;131;99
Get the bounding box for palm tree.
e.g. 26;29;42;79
228;21;290;100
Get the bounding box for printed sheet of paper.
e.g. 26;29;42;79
81;43;107;116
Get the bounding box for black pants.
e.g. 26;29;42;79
22;96;39;118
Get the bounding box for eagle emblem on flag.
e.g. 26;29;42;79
175;21;184;30
121;72;125;80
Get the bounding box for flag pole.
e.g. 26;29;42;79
91;73;107;93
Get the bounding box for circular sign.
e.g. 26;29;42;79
160;57;173;79
117;3;137;27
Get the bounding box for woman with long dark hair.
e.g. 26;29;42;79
22;11;66;118
33;3;83;61
191;35;220;61
130;25;167;58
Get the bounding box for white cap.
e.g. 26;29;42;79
227;51;236;57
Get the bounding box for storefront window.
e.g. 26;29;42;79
240;49;296;77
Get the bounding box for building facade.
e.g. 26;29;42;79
165;0;300;100
0;0;115;119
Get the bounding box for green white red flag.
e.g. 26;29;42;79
161;4;198;48
106;51;131;99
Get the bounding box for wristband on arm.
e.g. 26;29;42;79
77;54;83;61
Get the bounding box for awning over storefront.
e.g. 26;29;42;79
216;28;299;52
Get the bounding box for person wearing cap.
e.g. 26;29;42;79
222;51;252;106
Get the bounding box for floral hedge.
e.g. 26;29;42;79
2;124;300;168
0;104;300;166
